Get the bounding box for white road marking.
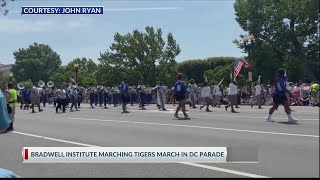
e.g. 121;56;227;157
12;131;268;178
12;131;97;147
130;109;319;121
179;162;268;178
68;117;319;138
190;113;319;121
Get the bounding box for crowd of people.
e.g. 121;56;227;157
12;79;320;113
1;69;319;133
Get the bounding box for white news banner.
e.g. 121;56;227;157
22;147;227;163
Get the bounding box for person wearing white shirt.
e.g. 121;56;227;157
189;80;198;108
225;80;238;113
213;84;222;108
251;81;262;109
56;85;67;113
70;85;79;112
200;82;212;112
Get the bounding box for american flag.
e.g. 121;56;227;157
242;59;250;68
234;60;244;77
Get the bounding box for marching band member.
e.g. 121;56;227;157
48;86;53;105
212;82;222;108
160;82;167;110
22;86;32;109
65;85;70;108
77;84;83;108
171;86;176;106
107;87;112;105
111;84;118;107
103;84;108;109
265;69;297;123
111;85;115;107
98;85;104;107
53;86;58;107
154;81;162;110
251;81;262;109
70;85;79;111
174;73;188;118
155;82;166;111
95;85;99;106
200;82;212;112
18;87;25;109
186;84;192;108
137;81;146;110
188;80;198;108
89;84;95;108
30;85;43;113
120;78;130;113
145;85;152;106
225;79;238;113
56;84;67;113
129;86;135;106
41;87;48;107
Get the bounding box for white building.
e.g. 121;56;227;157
0;62;13;75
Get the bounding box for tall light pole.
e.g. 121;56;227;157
242;34;255;96
9;73;13;82
74;63;80;85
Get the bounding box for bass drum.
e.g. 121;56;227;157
0;89;11;132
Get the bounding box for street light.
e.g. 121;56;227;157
9;73;13;81
74;63;80;85
242;34;255;96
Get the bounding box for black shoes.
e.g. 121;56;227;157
6;123;13;131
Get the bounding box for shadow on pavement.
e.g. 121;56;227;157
277;122;299;125
0;130;11;134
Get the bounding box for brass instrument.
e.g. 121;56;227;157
218;78;224;86
38;80;45;88
17;82;25;90
47;81;54;88
97;85;104;91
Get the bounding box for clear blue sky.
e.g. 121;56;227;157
0;0;246;65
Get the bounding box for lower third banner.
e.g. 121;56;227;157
22;147;227;163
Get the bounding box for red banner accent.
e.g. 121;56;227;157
25;149;28;160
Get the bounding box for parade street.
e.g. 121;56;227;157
0;104;319;178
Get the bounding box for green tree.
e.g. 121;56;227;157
49;57;98;87
80;75;97;87
234;0;320;81
23;79;33;89
99;26;181;85
1;0;14;15
176;57;236;84
49;70;67;87
64;57;98;82
11;43;62;83
156;33;181;85
0;72;10;88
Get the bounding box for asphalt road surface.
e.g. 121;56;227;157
1;103;319;178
